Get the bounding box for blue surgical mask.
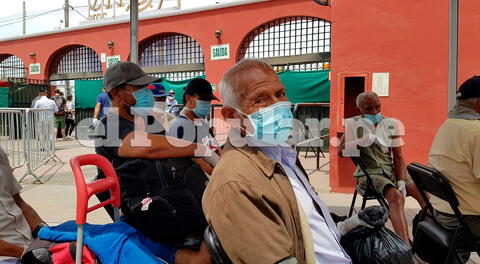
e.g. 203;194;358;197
192;100;211;118
237;101;293;145
364;113;382;125
123;87;155;116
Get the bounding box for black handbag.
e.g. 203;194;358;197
113;157;208;243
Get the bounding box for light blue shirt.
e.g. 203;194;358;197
33;96;58;113
259;145;351;264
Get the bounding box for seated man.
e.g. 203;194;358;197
338;91;426;245
0;146;45;263
94;61;214;264
168;78;220;175
429;76;480;238
203;59;351;263
150;83;176;130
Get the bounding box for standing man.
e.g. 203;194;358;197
51;89;67;141
203;59;351;263
338;91;426;245
429;76;480;238
166;90;179;116
94;91;111;121
65;95;75;139
30;90;43;108
0;146;46;263
33;89;57;113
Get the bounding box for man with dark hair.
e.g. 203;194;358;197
150;83;176;130
94;61;214;264
51;89;67;141
168;79;219;175
429;76;480;238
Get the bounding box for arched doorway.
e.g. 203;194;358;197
238;16;331;71
47;45;103;122
238;16;332;173
0;54;26;79
139;33;205;81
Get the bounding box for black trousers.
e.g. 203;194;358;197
65;118;75;136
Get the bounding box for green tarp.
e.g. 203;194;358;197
0;87;8;107
278;70;330;103
73;70;329;107
74;80;103;108
74;75;206;108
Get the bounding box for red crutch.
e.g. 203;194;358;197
70;154;121;264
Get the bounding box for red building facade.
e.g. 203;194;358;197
1;0;479;192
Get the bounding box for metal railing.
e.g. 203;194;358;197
0;108;61;183
0;109;25;169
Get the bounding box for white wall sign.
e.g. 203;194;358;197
372;72;390;97
211;84;216;92
29;63;41;75
100;53;107;62
106;55;121;68
211;44;230;61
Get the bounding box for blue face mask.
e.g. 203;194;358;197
237;101;293;145
124;87;155;116
192;100;211;118
364;113;383;125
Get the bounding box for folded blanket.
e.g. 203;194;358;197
38;221;174;264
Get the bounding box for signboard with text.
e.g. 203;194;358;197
211;44;230;61
106;55;121;68
29;63;41;75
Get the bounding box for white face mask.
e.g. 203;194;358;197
167;95;175;100
154;101;167;112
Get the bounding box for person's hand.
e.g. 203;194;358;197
397;180;407;198
92;118;99;127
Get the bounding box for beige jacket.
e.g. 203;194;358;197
202;140;310;264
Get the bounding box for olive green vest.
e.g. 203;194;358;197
352;116;395;178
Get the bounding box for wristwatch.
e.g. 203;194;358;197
32;223;48;239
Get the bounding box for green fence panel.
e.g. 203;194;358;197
278;70;330;103
74;80;103;108
0;87;8;107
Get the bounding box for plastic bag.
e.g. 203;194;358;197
341;226;412;264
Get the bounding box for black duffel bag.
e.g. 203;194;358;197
112;157;208;244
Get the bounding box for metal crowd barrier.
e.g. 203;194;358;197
0;109;26;169
0;108;61;183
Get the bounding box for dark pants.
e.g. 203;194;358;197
434;209;480;239
65;118;75;136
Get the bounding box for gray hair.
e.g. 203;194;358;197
356;91;379;108
219;59;274;108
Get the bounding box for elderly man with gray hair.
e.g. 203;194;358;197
202;59;351;263
338;91;426;246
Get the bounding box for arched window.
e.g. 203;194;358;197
48;45;102;80
0;54;26;79
139;33;205;81
238;16;331;71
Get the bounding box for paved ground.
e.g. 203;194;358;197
12;140;479;263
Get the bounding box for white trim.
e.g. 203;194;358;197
0;0;270;43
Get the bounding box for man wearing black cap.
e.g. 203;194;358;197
94;61;214;264
168;78;220;175
429;76;480;238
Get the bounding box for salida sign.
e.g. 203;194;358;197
211;44;230;61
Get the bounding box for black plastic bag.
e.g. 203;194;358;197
341;225;412;264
